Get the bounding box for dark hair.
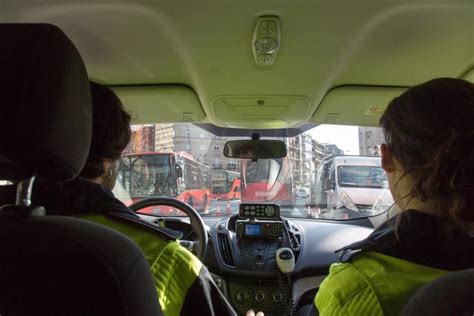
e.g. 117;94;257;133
380;78;474;231
80;81;131;178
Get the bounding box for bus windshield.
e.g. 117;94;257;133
338;166;386;188
119;154;176;198
211;170;237;193
119;151;211;214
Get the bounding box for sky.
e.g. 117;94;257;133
308;124;359;155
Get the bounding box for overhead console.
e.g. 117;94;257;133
211;95;312;129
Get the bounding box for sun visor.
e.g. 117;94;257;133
211;95;312;129
113;85;206;124
311;86;407;126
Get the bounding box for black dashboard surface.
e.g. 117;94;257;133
203;216;373;278
140;213;373;315
147;215;373;278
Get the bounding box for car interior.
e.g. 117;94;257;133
0;1;473;315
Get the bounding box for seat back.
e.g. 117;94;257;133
402;268;474;315
0;24;162;316
0;216;161;316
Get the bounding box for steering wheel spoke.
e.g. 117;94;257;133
129;197;208;260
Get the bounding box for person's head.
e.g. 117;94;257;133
379;78;473;230
80;81;131;190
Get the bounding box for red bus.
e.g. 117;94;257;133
240;158;294;207
210;170;241;201
118;152;210;214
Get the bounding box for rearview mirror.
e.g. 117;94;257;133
223;140;287;160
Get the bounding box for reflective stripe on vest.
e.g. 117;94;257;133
79;214;203;316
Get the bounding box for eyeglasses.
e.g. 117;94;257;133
384;130;392;145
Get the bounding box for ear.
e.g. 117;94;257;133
381;143;396;173
101;160;113;177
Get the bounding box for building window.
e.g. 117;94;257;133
212;158;221;169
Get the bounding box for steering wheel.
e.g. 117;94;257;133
129;197;208;260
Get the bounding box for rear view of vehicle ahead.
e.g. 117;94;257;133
312;156;393;219
241;158;294;208
119;151;211;215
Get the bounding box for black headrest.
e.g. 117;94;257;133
0;24;91;181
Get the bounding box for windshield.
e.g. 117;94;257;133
114;123;394;220
338;166;386;189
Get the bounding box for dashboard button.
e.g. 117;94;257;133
272;293;283;303
255;291;265;303
236;290;248;302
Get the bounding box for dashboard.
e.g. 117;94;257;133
142;203;373;316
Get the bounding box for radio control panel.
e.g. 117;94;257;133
239;203;280;219
236;221;284;238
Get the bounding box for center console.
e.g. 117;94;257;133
213;203;302;316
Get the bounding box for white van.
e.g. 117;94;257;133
311;156;393;219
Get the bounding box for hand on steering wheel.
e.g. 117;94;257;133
128;197;208;261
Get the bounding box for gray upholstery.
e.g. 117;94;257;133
402;268;474;315
0;216;163;316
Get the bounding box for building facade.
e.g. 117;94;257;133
153;124;239;171
358;127;384;156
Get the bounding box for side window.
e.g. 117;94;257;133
329;167;335;181
321;161;332;182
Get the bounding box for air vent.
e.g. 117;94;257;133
284;220;302;254
288;230;301;251
294;233;302;247
217;234;235;267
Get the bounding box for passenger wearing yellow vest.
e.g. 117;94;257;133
32;81;241;316
315;78;474;315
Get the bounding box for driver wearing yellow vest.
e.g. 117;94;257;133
32;81;237;316
315;78;474;315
